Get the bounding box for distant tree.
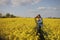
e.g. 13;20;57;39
6;13;11;18
0;13;19;18
2;16;6;18
0;13;2;18
10;14;16;18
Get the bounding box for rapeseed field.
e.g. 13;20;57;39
0;18;60;40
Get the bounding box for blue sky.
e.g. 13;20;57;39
0;0;60;17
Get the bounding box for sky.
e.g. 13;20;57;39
0;0;60;17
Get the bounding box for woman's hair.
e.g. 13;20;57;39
35;14;41;18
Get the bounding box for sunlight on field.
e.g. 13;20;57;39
0;18;60;40
42;18;60;40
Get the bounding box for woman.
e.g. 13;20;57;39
35;14;45;40
35;14;43;35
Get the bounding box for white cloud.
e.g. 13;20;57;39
11;0;41;6
0;0;9;5
37;7;58;10
37;7;46;10
48;7;57;10
0;0;41;6
27;7;60;17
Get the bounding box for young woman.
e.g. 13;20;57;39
35;14;45;40
35;14;43;35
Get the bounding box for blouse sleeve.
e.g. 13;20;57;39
38;20;42;24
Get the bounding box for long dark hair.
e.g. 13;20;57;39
35;14;41;18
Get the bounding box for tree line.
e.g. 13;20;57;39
0;13;17;18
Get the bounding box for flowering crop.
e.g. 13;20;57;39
0;18;60;40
